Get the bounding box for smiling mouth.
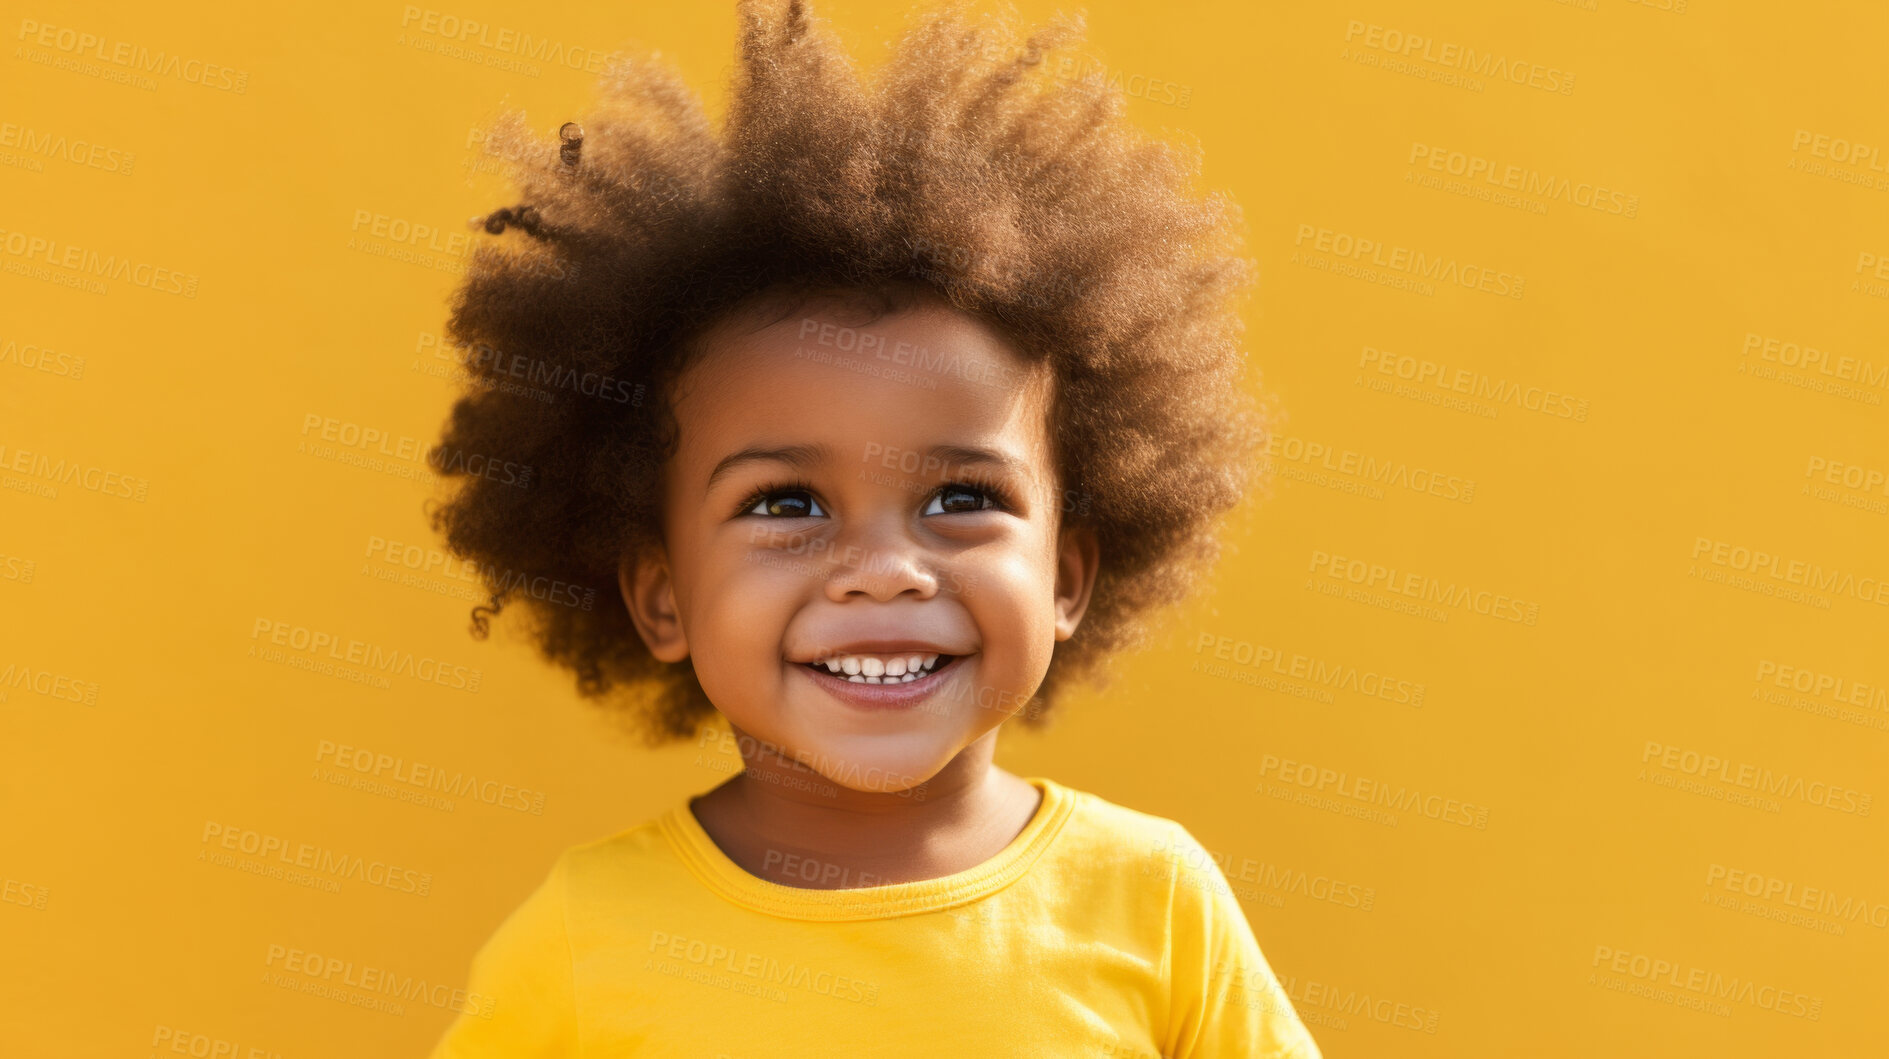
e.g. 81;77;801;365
801;653;958;684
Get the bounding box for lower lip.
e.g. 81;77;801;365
795;656;964;710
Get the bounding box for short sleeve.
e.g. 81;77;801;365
1160;825;1320;1059
429;853;579;1059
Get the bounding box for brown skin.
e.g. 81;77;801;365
620;293;1100;888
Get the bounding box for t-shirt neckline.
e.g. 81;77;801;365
658;775;1075;921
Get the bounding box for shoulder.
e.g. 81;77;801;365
554;814;682;894
1044;778;1211;883
484;805;694;929
563;815;671;865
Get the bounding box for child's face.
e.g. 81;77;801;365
622;294;1098;793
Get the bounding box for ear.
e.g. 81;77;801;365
1051;524;1100;641
620;545;690;663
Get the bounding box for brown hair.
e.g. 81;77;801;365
428;0;1268;744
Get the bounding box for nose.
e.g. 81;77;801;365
822;514;940;603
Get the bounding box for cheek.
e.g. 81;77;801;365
682;543;801;691
960;544;1062;656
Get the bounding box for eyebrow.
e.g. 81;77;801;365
704;443;832;493
929;445;1031;481
706;442;1032;492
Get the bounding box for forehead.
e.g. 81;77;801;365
670;299;1055;481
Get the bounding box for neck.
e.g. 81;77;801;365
697;726;1035;887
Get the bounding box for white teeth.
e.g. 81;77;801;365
810;652;952;682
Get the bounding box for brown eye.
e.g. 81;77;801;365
747;490;825;517
925;484;996;515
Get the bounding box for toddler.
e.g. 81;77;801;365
425;2;1317;1055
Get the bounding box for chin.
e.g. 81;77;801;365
792;728;957;796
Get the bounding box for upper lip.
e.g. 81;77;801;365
789;640;971;662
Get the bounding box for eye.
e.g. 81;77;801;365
924;482;1000;515
744;488;826;518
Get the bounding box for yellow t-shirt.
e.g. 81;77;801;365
428;775;1320;1058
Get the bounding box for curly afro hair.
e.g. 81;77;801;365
427;0;1268;745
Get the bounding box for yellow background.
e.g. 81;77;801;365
4;0;1885;1055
